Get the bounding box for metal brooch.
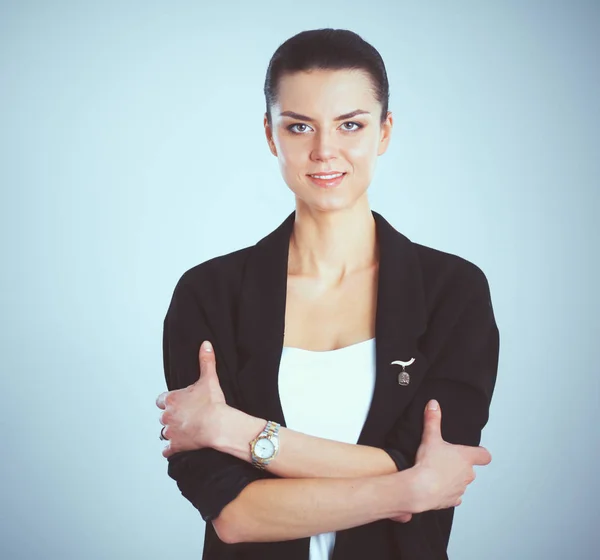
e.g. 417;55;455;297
390;358;415;386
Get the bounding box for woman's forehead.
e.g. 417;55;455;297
278;68;372;90
275;69;378;115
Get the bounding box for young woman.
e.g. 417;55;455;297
156;28;499;560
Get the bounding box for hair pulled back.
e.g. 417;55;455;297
264;28;390;127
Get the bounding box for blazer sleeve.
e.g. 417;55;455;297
381;266;500;549
162;278;266;523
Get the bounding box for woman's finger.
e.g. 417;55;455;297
197;340;218;383
155;391;168;409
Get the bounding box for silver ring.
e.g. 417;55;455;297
159;426;168;441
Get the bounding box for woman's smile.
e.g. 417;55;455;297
307;172;347;188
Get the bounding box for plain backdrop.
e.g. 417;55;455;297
1;1;598;559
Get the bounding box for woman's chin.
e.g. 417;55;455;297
295;192;365;213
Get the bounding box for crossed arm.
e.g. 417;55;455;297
161;282;418;543
207;407;413;542
164;349;415;541
162;276;499;544
184;407;418;543
215;406;402;478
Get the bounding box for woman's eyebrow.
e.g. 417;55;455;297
279;109;370;122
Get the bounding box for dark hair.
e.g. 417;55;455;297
264;28;390;127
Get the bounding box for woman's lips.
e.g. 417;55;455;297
307;172;346;188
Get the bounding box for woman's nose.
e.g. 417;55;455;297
310;132;337;161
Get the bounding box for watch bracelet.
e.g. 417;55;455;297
250;420;281;470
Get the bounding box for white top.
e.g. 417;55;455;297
278;338;377;560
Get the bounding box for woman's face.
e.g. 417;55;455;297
264;68;393;213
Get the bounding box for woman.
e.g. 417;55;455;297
156;28;499;559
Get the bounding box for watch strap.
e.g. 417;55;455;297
250;420;281;470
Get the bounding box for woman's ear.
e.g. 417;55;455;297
377;111;393;156
264;113;278;157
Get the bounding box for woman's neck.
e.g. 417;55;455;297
288;201;379;285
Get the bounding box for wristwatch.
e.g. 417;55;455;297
249;420;281;470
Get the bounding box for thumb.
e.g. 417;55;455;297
421;399;442;444
197;340;217;383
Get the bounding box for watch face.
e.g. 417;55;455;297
255;438;275;459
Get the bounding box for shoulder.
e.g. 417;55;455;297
408;241;498;353
171;245;254;302
411;240;493;307
375;210;492;307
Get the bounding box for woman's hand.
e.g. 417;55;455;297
406;399;492;514
156;340;229;458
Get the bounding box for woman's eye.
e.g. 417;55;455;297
287;121;363;134
341;121;363;131
288;123;311;134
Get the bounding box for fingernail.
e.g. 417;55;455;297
203;340;213;352
427;399;438;410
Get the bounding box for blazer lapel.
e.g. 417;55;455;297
235;209;430;446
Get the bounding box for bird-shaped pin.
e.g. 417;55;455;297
390;357;415;385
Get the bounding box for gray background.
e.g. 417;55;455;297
1;1;598;558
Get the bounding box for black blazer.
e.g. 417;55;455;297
162;209;500;560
